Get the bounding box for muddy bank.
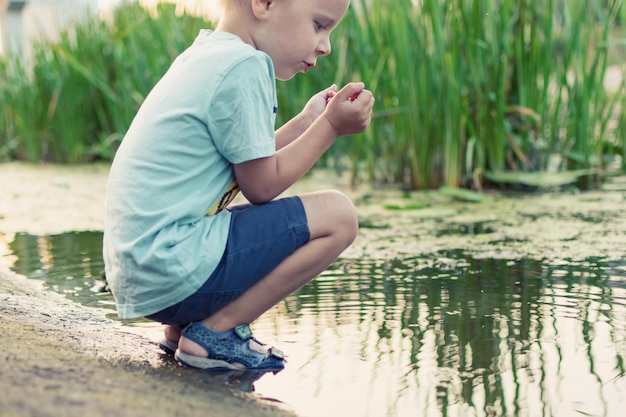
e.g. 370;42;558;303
0;268;296;417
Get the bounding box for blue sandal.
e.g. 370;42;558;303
158;338;178;356
174;322;285;371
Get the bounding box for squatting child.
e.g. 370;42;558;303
103;0;374;370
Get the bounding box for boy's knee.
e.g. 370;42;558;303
301;190;358;244
326;190;358;243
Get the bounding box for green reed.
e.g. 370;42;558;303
305;0;624;189
618;2;626;169
0;2;206;162
282;0;624;188
620;86;626;170
0;0;623;189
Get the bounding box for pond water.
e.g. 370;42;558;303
5;231;626;417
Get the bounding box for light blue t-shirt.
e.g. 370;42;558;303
103;30;277;318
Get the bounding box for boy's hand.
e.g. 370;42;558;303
302;84;338;125
323;82;374;137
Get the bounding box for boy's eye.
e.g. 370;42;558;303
315;21;326;30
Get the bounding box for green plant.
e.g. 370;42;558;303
289;0;624;189
0;1;208;162
0;0;623;190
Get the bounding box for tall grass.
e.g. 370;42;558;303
618;1;626;169
620;84;626;170
309;0;624;189
0;0;624;189
0;2;207;162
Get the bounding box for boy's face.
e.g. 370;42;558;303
254;0;350;80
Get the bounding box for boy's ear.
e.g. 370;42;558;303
251;0;274;19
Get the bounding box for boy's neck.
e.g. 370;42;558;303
215;6;258;49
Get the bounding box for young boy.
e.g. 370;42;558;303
103;0;374;371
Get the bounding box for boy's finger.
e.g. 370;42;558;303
325;90;337;104
335;82;365;101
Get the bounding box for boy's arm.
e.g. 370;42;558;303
234;83;374;204
274;85;337;151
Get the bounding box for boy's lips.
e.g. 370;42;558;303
303;62;315;72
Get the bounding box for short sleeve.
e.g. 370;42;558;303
207;54;277;164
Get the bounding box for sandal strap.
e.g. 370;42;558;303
234;324;253;340
233;325;284;359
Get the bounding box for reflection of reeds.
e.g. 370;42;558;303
266;253;625;416
8;232;107;307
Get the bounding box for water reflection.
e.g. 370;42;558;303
7;232;111;309
256;254;625;417
5;232;626;417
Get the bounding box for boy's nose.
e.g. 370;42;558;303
317;37;332;56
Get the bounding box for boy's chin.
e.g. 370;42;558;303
276;73;297;81
275;67;301;81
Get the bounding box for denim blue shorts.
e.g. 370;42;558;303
145;196;310;326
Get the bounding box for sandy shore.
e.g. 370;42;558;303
0;162;297;417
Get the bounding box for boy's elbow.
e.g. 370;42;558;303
240;186;275;205
234;157;281;204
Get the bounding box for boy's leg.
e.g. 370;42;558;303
164;324;183;341
178;189;357;357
